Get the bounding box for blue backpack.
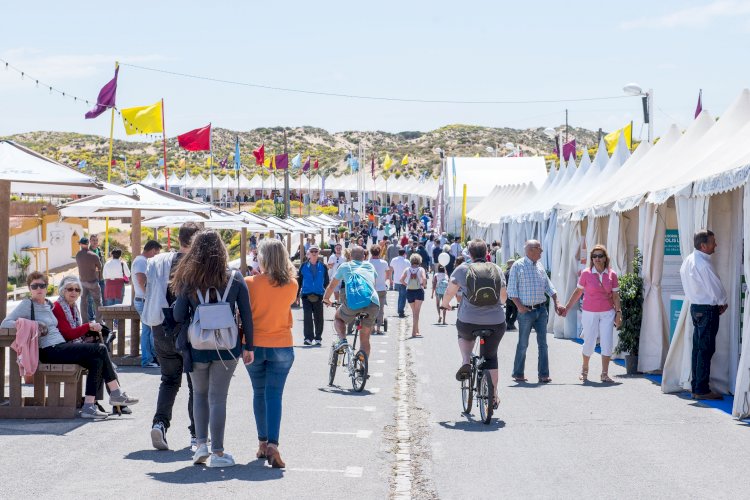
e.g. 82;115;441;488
345;268;374;310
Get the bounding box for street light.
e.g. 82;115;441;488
485;146;497;157
623;82;654;144
543;127;562;164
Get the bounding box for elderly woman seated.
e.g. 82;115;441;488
1;272;138;419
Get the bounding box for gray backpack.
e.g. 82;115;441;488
188;271;238;356
465;262;502;307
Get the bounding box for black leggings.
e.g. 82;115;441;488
40;342;117;397
456;320;506;370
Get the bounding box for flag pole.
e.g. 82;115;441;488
161;98;171;248
237;139;241;212
209;129;214;204
104;61;119;257
284;130;290;218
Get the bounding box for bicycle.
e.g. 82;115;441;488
460;328;496;424
327;302;369;392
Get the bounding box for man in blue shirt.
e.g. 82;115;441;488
297;245;330;346
507;239;565;384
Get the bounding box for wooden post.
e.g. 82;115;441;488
299;233;305;263
287;232;292;254
240;228;248;274
0;180;10;321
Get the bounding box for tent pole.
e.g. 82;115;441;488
240;228;248;275
0;180;10;320
131;209;141;303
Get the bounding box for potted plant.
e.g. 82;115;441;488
615;249;644;374
11;252;32;284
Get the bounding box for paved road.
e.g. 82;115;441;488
2;287;750;499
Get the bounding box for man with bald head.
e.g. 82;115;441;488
323;245;380;358
507;239;565;384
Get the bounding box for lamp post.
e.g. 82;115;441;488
623;83;654;144
543;127;562;164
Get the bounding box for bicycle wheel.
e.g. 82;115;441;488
352;350;368;392
461;374;473;414
328;348;339;386
478;370;494;424
383;318;388;332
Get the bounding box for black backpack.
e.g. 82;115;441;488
465;262;502;307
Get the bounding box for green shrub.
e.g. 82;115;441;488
615;249;644;356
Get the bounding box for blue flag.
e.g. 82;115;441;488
158;158;164;167
78;160;87;169
234;136;241;171
291;153;302;169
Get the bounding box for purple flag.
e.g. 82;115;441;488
303;157;311;172
85;67;119;119
695;90;703;119
562;139;576;161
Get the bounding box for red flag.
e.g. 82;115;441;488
314;158;319;170
135;160;141;169
253;144;265;165
177;124;211;151
275;153;289;170
111;159;117;166
695;89;703;119
371;156;375;179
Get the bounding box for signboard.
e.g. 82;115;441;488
662;229;684;325
669;295;684;342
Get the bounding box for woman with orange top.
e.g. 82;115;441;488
244;238;299;468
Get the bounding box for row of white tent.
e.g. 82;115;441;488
466;89;750;420
141;171;439;199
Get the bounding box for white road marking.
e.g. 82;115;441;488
393;310;412;497
327;405;377;412
376;359;385;364
312;430;373;439
371;372;384;377
286;466;363;478
369;387;381;393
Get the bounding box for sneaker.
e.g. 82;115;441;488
112;406;132;415
208;453;236;468
151;422;169;450
333;338;348;351
110;392;139;406
142;362;159;368
81;405;108;419
313;339;322;346
190;436;198;452
192;443;210;465
303;339;313;346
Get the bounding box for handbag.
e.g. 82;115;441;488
121;262;129;284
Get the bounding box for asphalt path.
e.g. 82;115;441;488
3;284;750;499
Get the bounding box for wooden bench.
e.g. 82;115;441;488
28;364;85;418
99;305;142;365
5;286;29;301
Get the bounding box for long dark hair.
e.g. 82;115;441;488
171;230;229;297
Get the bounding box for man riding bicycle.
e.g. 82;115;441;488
323;245;380;358
441;239;507;408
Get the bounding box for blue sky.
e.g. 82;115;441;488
2;0;750;144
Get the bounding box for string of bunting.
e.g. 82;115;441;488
1;58;162;140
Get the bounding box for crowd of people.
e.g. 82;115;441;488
2;197;730;468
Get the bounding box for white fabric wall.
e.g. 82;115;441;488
733;186;750;418
638;203;669;372
662;196;710;392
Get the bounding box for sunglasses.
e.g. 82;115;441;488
65;287;82;293
30;283;48;290
591;254;606;259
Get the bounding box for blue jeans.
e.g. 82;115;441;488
690;304;720;395
133;299;155;366
512;306;550;378
246;347;294;445
395;284;407;315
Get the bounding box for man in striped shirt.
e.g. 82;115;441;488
507;240;565;383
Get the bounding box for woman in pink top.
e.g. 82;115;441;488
563;245;622;383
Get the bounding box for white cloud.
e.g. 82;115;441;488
620;0;750;29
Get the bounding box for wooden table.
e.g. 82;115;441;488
99;305;142;366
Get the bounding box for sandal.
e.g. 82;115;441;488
601;373;614;383
579;369;588;382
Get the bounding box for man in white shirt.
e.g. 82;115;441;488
679;229;728;400
390;248;411;318
450;238;463;258
102;248;131;306
132;240;162;368
327;243;347;301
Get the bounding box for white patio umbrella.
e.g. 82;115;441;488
0;140;139;319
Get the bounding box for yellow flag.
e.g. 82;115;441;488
263;157;271;168
474;152;480;157
604;122;632;154
121;101;163;135
401;154;409;166
271;154;276;170
179;158;186;168
383;154;393;171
